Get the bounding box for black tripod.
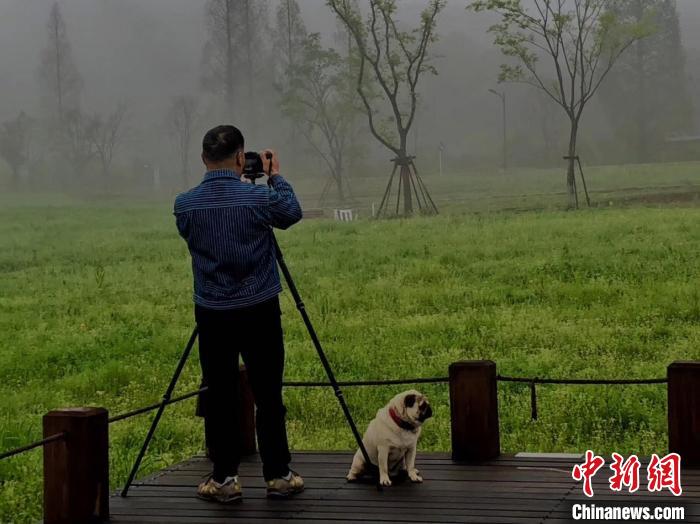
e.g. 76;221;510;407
121;180;376;498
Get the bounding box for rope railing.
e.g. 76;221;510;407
497;375;667;385
496;374;667;421
0;431;66;461
283;377;449;387
0;371;669;461
107;387;208;424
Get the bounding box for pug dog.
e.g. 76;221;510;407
347;390;432;486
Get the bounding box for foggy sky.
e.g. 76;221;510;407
1;0;699;174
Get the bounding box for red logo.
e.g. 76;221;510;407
572;451;682;497
647;453;682;496
609;453;641;493
572;450;605;497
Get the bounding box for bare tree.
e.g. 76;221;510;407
238;0;269;106
87;103;128;178
201;1;235;119
0;112;33;189
38;2;82;125
328;0;445;215
167;96;199;189
63;108;96;179
328;0;443;164
201;0;269;124
333;0;359;62
273;0;307;77
470;0;653;208
281;34;357;204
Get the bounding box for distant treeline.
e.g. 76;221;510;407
0;0;696;200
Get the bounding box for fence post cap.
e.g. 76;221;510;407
43;407;107;418
449;360;496;371
668;361;700;370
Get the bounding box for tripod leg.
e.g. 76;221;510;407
121;327;199;497
272;236;378;485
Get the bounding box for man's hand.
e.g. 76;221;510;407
260;149;280;177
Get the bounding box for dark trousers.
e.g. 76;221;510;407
195;296;291;481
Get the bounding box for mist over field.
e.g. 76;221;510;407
1;0;699;199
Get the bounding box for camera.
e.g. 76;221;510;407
242;152;266;181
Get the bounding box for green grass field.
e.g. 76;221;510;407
1;164;699;522
293;160;700;213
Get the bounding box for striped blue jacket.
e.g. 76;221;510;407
174;169;302;310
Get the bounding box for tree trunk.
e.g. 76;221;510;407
54;14;64;125
225;1;235;120
398;133;413;215
183;143;190;188
567;119;578;209
396;149;413;215
11;165;20;190
244;0;255;137
634;0;649;163
400;163;413;215
244;1;253;102
286;0;293;67
334;158;345;204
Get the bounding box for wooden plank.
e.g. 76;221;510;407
144;476;580;491
163;459;577;475
117;487;572;503
109;517;550;524
109;507;559;522
111;497;573;513
159;468;576;483
111;452;700;523
188;452;583;467
110;505;573;519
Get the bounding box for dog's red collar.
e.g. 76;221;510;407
389;407;417;432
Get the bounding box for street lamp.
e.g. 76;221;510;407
438;142;445;176
488;88;507;174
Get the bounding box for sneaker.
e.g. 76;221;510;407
266;470;304;498
197;475;242;503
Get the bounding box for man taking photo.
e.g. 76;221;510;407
174;124;303;503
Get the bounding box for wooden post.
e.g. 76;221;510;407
449;360;500;461
239;364;256;455
668;361;700;467
197;366;256;456
43;407;109;524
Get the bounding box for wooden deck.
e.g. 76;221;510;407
110;452;700;523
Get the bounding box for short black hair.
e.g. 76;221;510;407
202;125;244;162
